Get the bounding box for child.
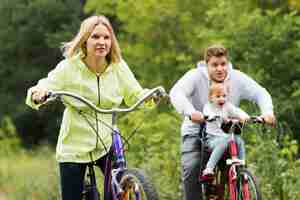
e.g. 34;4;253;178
201;82;250;178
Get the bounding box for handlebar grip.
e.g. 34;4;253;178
45;91;52;99
250;116;264;123
156;87;168;98
33;91;52;105
204;115;220;122
152;88;170;104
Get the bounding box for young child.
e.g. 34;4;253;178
201;82;250;179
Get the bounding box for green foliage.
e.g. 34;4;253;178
0;0;83;145
245;125;300;199
0;146;59;200
0;116;17;139
225;10;300;143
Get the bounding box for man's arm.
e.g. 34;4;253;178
170;69;197;116
170;69;205;123
236;70;275;125
227;103;250;122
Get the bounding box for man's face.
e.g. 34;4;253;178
207;56;228;82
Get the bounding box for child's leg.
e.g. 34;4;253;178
205;136;229;170
234;135;245;160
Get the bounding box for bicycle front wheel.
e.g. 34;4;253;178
236;169;261;200
119;168;159;200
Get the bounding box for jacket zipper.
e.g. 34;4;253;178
96;73;101;105
95;73;101;151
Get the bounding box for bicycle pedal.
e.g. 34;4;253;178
226;158;245;165
199;174;215;182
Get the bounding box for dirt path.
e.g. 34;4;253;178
0;192;6;200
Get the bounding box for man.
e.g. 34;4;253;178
169;44;275;200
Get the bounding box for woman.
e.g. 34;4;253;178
26;15;151;200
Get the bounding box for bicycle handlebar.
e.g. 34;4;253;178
204;115;265;124
249;116;265;124
45;86;168;114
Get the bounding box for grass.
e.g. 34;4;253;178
0;138;109;200
0;139;59;200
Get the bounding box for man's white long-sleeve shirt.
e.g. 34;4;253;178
170;64;273;135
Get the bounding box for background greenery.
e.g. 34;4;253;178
1;0;300;199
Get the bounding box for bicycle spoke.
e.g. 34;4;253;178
117;169;158;200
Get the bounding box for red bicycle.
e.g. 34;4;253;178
199;116;263;200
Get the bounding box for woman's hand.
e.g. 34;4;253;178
31;86;49;104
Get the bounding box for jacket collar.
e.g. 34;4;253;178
72;52;114;75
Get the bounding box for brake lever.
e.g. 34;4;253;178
250;116;264;124
153;88;170;104
204;115;221;122
33;91;52;104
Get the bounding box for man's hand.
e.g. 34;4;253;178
261;113;276;126
239;116;250;124
190;111;205;123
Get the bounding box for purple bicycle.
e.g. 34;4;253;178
45;86;167;200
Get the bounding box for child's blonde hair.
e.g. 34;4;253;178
209;82;229;99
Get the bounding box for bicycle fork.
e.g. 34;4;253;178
241;174;250;200
111;129;126;199
227;138;250;200
110;129;142;200
228;137;238;200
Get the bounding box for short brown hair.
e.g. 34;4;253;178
204;44;228;63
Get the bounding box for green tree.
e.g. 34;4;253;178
0;0;83;145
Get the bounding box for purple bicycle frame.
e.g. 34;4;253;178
104;114;142;200
112;128;126;168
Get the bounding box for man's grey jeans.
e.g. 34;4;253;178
181;121;205;200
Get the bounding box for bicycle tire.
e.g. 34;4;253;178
207;167;261;200
200;167;226;200
118;168;159;200
236;169;261;200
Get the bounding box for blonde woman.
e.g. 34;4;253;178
26;15;150;200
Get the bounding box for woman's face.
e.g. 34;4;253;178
85;24;112;59
211;89;227;107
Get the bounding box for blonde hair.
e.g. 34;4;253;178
209;82;228;99
204;44;228;63
61;15;121;64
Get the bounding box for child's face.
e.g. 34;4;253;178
211;89;227;107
